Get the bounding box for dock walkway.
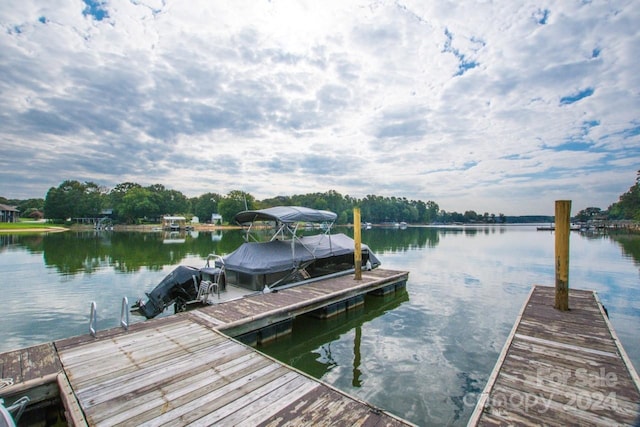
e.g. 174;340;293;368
1;268;412;426
55;316;409;426
469;286;640;426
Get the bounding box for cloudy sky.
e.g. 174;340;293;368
1;0;638;215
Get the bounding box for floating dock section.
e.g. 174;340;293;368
200;268;408;344
1;268;411;426
469;286;640;426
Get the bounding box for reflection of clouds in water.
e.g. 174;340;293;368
314;343;338;373
379;232;554;423
463;274;481;286
0;250;168;352
314;300;470;424
502;282;532;295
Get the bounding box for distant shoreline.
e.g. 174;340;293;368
111;224;242;232
1;221;637;233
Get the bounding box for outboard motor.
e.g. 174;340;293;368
132;266;202;319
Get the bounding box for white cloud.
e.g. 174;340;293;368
0;0;638;215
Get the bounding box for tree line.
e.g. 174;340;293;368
2;180;481;225
574;170;640;222
1;171;638;225
37;181;447;225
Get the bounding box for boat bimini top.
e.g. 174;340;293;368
234;206;337;225
234;206;337;243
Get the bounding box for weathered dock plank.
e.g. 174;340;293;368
87;352;267;425
255;384;410;427
55;314;180;351
469;286;640;426
60;322;228;388
0;342;61;385
56;316;411;426
0;342;62;409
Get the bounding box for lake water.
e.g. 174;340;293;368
0;226;638;426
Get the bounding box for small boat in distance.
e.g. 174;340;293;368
536;223;582;231
132;206;381;319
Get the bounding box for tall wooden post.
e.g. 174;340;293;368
555;200;571;311
354;208;362;280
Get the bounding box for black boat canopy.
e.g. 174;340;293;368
222;233;380;275
234;206;337;225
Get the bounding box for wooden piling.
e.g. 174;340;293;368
554;200;571;311
354;207;362;280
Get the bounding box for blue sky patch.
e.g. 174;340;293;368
621;124;640;138
551;121;600;151
534;8;550;25
560;87;594;105
82;0;109;21
443;28;480;76
463;160;478;170
554;141;592;151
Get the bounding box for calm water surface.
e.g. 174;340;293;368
0;226;638;426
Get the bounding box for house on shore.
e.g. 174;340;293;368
0;204;19;223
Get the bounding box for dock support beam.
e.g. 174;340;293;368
354;208;362;280
554;200;571;311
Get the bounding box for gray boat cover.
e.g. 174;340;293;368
222;233;380;275
234;206;337;225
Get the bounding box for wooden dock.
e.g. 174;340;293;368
469;286;640;426
54;317;410;426
199;268;409;339
1;268;412;426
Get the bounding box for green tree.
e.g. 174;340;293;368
119;187;158;224
44;186;64;221
145;185;190;218
218;190;256;223
608;171;640;220
575;207;602;222
424;201;439;223
108;182;142;222
43;180;104;221
16;198;45;218
464;210;478;222
81;182;105;218
192;192;223;222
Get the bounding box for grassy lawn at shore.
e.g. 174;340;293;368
0;221;68;232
